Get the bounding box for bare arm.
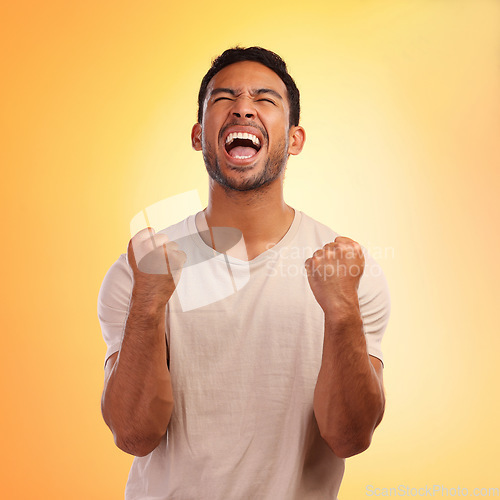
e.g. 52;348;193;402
306;237;385;458
101;228;185;457
313;309;385;458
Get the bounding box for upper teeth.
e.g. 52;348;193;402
225;132;260;147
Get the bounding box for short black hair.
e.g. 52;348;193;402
197;46;300;127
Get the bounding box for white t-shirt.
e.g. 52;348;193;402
98;210;391;500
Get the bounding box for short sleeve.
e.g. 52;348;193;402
97;253;134;365
358;250;391;366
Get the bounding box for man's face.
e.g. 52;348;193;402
192;61;304;192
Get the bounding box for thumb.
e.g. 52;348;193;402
127;227;158;272
127;237;139;273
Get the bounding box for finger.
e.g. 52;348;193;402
132;227;158;244
129;227;157;269
312;248;325;260
127;238;139;271
164;245;187;271
128;237;169;273
304;258;313;277
132;227;171;249
136;241;187;275
163;243;171;275
147;227;156;248
136;245;172;274
334;236;353;244
324;245;336;258
133;233;171;266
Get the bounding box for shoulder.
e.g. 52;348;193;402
98;253;133;312
296;210;391;351
98;213;194;307
297;210;391;318
295;211;340;247
297;211;338;234
358;247;391;358
359;249;390;307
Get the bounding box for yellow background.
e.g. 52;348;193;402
1;1;499;498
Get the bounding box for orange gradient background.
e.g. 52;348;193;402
1;1;499;498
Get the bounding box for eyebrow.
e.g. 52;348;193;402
210;87;283;101
253;88;283;101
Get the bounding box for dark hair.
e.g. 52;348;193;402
197;46;300;127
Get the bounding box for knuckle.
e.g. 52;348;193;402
167;241;180;251
136;227;154;239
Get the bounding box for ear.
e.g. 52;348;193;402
191;123;202;151
287;126;305;156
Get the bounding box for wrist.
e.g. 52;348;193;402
131;288;168;316
324;303;363;327
321;291;360;316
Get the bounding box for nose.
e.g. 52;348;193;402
231;96;255;119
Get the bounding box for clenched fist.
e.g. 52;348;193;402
128;227;187;306
305;236;365;315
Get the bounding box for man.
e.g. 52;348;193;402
98;46;390;499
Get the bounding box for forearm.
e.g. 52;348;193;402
314;307;385;458
102;291;173;456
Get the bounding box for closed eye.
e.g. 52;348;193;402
257;98;276;105
213;97;233;102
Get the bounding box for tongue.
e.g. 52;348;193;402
229;146;257;158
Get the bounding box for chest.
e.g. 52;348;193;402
166;258;326;391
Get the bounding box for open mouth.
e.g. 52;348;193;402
224;132;262;160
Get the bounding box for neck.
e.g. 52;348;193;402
201;177;295;259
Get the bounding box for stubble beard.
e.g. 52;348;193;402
202;139;289;193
